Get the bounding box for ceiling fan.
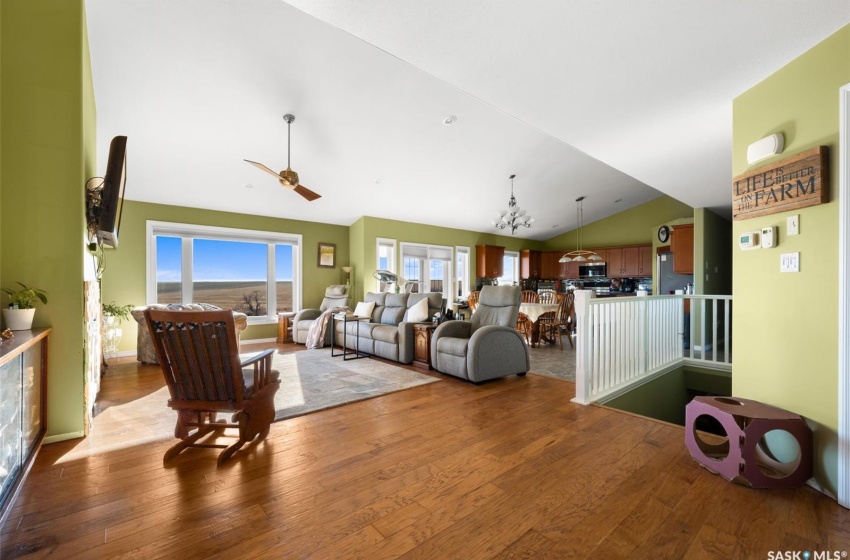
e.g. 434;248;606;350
244;114;321;201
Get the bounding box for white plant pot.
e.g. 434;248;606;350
2;308;36;331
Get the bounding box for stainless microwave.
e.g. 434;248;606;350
579;262;607;278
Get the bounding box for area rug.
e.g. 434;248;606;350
528;344;576;382
271;349;440;421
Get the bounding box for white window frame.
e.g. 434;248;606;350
499;250;520;286
146;220;302;325
376;237;397;292
456;246;470;300
399;242;453;301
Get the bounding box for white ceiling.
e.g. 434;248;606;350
85;1;850;240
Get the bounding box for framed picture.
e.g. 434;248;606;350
318;242;336;268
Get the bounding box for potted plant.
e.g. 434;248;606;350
1;282;48;330
101;301;134;323
102;301;134;357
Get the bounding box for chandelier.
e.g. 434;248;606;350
492;174;533;235
559;196;602;263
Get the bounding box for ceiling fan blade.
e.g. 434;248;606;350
244;159;282;179
294;184;321;201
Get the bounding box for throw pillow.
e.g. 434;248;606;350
326;285;346;296
353;300;376;318
406;297;430;323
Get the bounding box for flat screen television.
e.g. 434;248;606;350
97;135;127;248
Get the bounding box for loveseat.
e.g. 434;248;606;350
131;303;248;364
295;291;443;364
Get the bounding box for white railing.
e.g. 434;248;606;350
573;291;732;405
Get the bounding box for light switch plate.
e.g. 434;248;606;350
788;214;799;235
780;252;800;272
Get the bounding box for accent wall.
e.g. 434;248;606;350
0;0;94;439
541;195;693;251
732;22;850;495
102;200;350;352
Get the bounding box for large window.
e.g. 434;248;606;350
456;246;470;300
376;238;397;292
498;251;520;286
400;242;452;301
147;221;302;324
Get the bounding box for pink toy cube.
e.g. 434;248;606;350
685;396;812;488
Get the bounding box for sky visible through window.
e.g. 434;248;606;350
156;236;294;282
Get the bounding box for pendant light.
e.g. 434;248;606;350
559;196;602;263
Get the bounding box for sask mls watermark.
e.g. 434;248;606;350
767;551;847;560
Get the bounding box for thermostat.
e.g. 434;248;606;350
739;231;760;251
761;226;777;249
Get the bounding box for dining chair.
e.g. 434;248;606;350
541;291;575;349
538;290;556;304
521;290;539;303
516;290;538;343
467;291;480;314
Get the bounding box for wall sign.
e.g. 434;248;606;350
732;146;828;221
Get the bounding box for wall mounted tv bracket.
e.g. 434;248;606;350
85;176;105;251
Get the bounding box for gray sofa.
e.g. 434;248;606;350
296;291;443;364
431;285;530;383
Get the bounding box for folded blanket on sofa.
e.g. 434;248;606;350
305;306;350;349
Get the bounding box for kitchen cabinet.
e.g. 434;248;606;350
520;250;541;279
476;244;505;278
672;224;694;275
541;251;560;278
606;247;624;277
638;245;653;276
597;245;652;278
0;328;49;527
622;246;642;277
559;258;579;279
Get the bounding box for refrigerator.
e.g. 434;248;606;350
656;252;693;295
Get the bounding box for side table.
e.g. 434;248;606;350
277;312;296;343
413;323;437;369
331;314;370;360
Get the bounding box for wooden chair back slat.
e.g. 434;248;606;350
146;309;244;405
521;290;539;303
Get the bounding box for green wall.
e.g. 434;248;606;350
541;195;692;251
0;0;93;438
350;216;541;303
694;209;732;296
732;22;850;495
103;200;350;352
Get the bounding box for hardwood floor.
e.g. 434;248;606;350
2;342;848;559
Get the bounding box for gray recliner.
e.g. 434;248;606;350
292;285;350;345
430;285;530;383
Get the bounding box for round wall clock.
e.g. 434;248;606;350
657;225;670;243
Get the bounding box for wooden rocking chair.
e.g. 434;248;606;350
145;308;281;465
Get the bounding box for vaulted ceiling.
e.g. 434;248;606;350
86;1;850;240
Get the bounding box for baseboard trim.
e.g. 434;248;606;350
106;350;137;359
44;431;85;444
241;337;278;345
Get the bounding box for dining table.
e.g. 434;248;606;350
519;302;559;346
